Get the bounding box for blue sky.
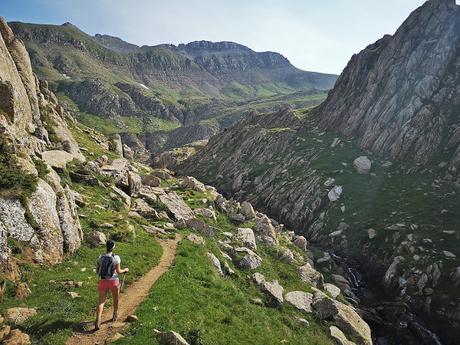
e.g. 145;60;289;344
1;0;426;74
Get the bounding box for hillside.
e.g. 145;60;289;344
180;1;460;344
0;18;368;345
7;21;336;160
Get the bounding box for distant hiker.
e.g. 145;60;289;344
94;239;129;330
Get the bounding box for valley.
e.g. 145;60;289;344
1;0;459;344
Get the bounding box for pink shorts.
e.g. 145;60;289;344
98;279;119;292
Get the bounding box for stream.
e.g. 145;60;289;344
327;251;444;345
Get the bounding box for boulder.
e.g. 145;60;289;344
324;283;341;298
15;283;31;300
125;314;139;322
6;308;37;325
367;228;377;240
353;156;372;174
111;186;131;206
280;248;295;263
86;231;107;247
207;252;223;276
293;235;308;251
133;199;159;219
313;296;371;345
252;272;266;286
0;325;11;342
41;150;75;169
254;216;277;242
235;248;262;270
3;329;30;345
128;171;142;196
328;186;343;202
235;228;257;250
299;263;322;287
186;218;214;237
194;208;216;221
285;291;313;312
240;201;256;219
159;192;194;221
67;291;80;299
261;280;284;306
180;176;206;192
223;261;235;275
187;234;205;245
151;169;174;180
142;174;161;187
330;326;356;345
154;329;190;345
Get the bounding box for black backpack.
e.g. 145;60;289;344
98;254;116;279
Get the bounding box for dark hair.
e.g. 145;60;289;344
106;240;115;252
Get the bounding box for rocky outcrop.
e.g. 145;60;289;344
0;18;83;279
317;0;460;178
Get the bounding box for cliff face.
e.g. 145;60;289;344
0;18;84;279
318;0;460;177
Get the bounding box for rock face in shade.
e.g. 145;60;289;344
317;0;460;178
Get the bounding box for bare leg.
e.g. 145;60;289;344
112;286;119;321
95;289;107;330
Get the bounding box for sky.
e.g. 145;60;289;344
1;0;427;74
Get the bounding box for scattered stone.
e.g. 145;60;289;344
252;272;266;286
223;262;235;276
180;176;206;192
240;201;256;219
254;216;277;242
330;326;356;345
67;291;80;299
324;178;335;187
443;251;456;258
194;208;216;221
235;228;257;250
3;329;30;345
125;314;139;322
187;234;205;245
367;229;377;240
293;235;308;251
285;291;313;312
15;283;31;300
324;283;341;298
160;192;195;221
42;150;75;169
207;252;223;276
280;248;295;263
299;263;322;287
328;186;343;202
237;249;262;270
186;218;214;237
353;156;372;174
296;317;310;327
313;296;371;345
99;223;114;229
86;231;107;247
108;332;125;342
128;211;143;219
142;174;161;187
260;280;284;306
0;325;11;342
128;171;142;196
111;185;131;206
6;308;37;325
154;329;190;345
250;298;264;306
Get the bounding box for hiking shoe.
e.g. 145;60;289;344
112;312;118;322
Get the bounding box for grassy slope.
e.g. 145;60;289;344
1;124;163;345
116;191;334;345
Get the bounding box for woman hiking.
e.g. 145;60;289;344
94;239;129;330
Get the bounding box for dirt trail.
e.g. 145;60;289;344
66;235;181;345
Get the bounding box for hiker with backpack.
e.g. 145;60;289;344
94;239;129;330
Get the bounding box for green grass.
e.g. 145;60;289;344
116;239;332;345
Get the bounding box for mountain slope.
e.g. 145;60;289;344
317;0;459;178
180;1;460;344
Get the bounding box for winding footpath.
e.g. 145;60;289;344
66;235;181;345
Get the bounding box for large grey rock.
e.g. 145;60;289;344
235;228;257;250
353;156;372;174
235;247;262;269
330;326;356;345
86;231;107;247
299;263;323;287
133;199;159;219
154;329;190;345
207;252;223;276
186;218;214;237
240;201;256;219
194;208;216;221
285;291;313;312
261;280;284;306
180;176;206;192
254;216;277;243
293;235;308;251
127;171;142;196
5;308;37;325
159;192;194;221
187;233;205;245
41;150;75;169
313;296;372;345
